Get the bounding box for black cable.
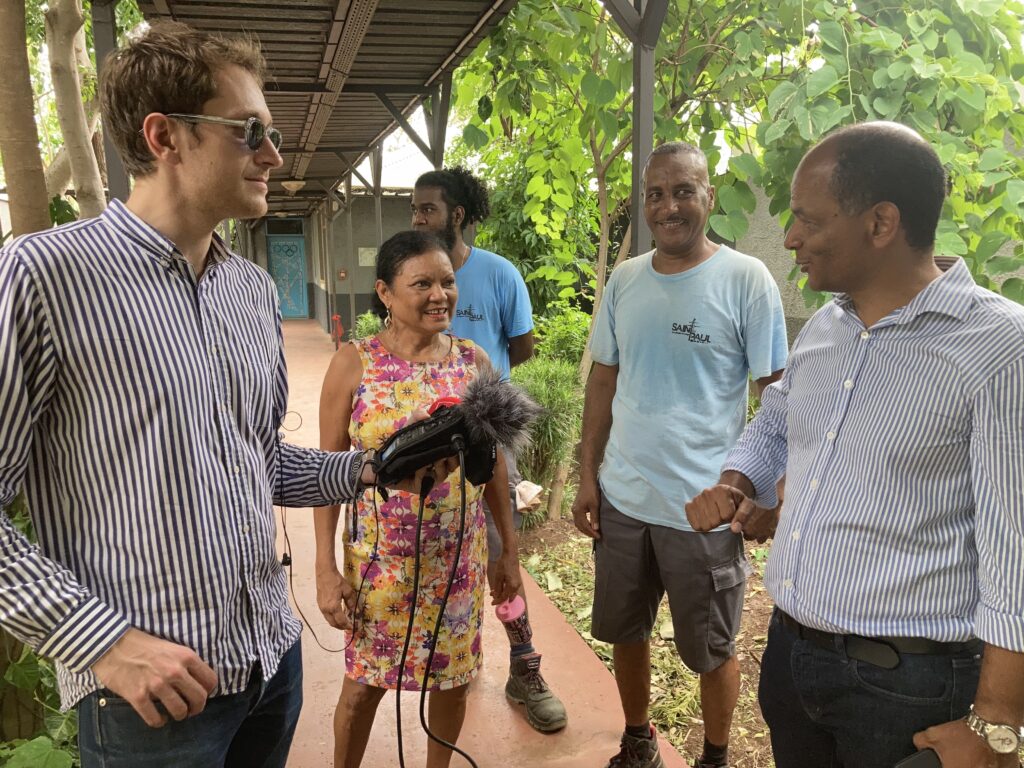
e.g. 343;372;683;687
395;473;435;768
276;410;378;654
418;445;479;768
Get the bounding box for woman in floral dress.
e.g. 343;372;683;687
314;230;521;768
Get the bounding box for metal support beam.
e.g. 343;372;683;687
370;145;384;248
422;73;452;169
91;0;130;202
344;176;357;334
375;93;433;164
342;83;432;95
604;0;668;259
333;152;372;190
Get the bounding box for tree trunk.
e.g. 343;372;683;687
546;458;570;520
0;0;51;236
46;0;106;218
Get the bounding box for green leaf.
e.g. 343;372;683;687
4;646;41;690
872;94;900;118
525;174;547;196
764;119;792;145
1001;278;1024;304
595;78;618;106
1002;180;1024;213
986;257;1024;276
730;153;762;183
767;82;798;119
6;738;73;768
596;109;618;139
818;21;845;52
935;230;969;257
581;71;601;102
477;94;493;121
709;213;736;241
792;105;814;141
974;231;1010;262
461;122;489;150
806;64;840;99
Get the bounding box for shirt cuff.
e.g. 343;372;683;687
974;603;1024;653
319;450;362;504
722;453;779;508
36;597;131;674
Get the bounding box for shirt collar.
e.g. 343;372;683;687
833;256;975;326
101;199;233;268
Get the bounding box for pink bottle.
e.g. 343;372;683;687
495;595;532;646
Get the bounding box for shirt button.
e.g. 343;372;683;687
810;478;819;490
783;578;794;589
234;465;241;474
843;379;854;390
860;331;870;340
792;530;801;541
98;697;107;707
826;431;836;441
243;524;251;534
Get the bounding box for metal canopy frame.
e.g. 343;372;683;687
93;0;515;221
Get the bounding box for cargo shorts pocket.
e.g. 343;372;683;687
707;557;751;651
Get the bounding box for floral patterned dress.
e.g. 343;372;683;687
343;334;487;691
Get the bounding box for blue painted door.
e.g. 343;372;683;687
267;235;309;318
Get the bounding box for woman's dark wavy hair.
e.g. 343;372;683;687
824;123;946;250
372;230;449;318
414;167;490;231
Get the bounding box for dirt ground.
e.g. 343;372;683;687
520;517;776;768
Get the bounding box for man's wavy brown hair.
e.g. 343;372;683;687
99;21;266;178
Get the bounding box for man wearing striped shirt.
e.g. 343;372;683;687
687;122;1024;768
0;22;435;768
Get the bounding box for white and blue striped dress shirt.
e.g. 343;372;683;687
0;200;362;709
725;259;1024;652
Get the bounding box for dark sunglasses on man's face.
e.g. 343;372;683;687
163;113;283;151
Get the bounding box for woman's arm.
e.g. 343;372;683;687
474;346;523;604
314;343;361;630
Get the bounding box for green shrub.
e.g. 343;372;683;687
534;304;590;365
352;310;382;340
511;356;583;526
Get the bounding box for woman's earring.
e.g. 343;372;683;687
384;306;392;329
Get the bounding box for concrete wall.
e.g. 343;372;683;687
326;194;414;336
734;187;814;343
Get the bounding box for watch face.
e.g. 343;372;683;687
987;725;1020;754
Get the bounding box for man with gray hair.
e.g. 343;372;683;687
573;142;788;768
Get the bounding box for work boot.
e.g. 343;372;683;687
604;725;665;768
504;652;568;732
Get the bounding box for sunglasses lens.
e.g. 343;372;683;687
246;120;265;151
267;128;283;150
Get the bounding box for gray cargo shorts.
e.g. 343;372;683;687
591;495;751;674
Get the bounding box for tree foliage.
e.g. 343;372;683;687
451;0;1024;309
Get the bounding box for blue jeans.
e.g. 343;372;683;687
79;640;303;768
759;610;981;768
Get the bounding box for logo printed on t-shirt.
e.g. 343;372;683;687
671;318;711;344
456;304;485;322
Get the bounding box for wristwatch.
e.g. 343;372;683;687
966;705;1023;754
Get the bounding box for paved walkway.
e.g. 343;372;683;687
278;320;686;768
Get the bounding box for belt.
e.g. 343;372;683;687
778;611;980;669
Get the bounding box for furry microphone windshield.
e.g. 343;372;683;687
374;369;542;488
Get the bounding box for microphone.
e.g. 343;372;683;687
374;368;542;488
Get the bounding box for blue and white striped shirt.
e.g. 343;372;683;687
0;200;362;708
725;259;1024;651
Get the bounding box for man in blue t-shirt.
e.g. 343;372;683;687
412;167;567;733
572;143;788;768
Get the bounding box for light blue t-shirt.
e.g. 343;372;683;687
590;246;788;531
449;247;533;380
